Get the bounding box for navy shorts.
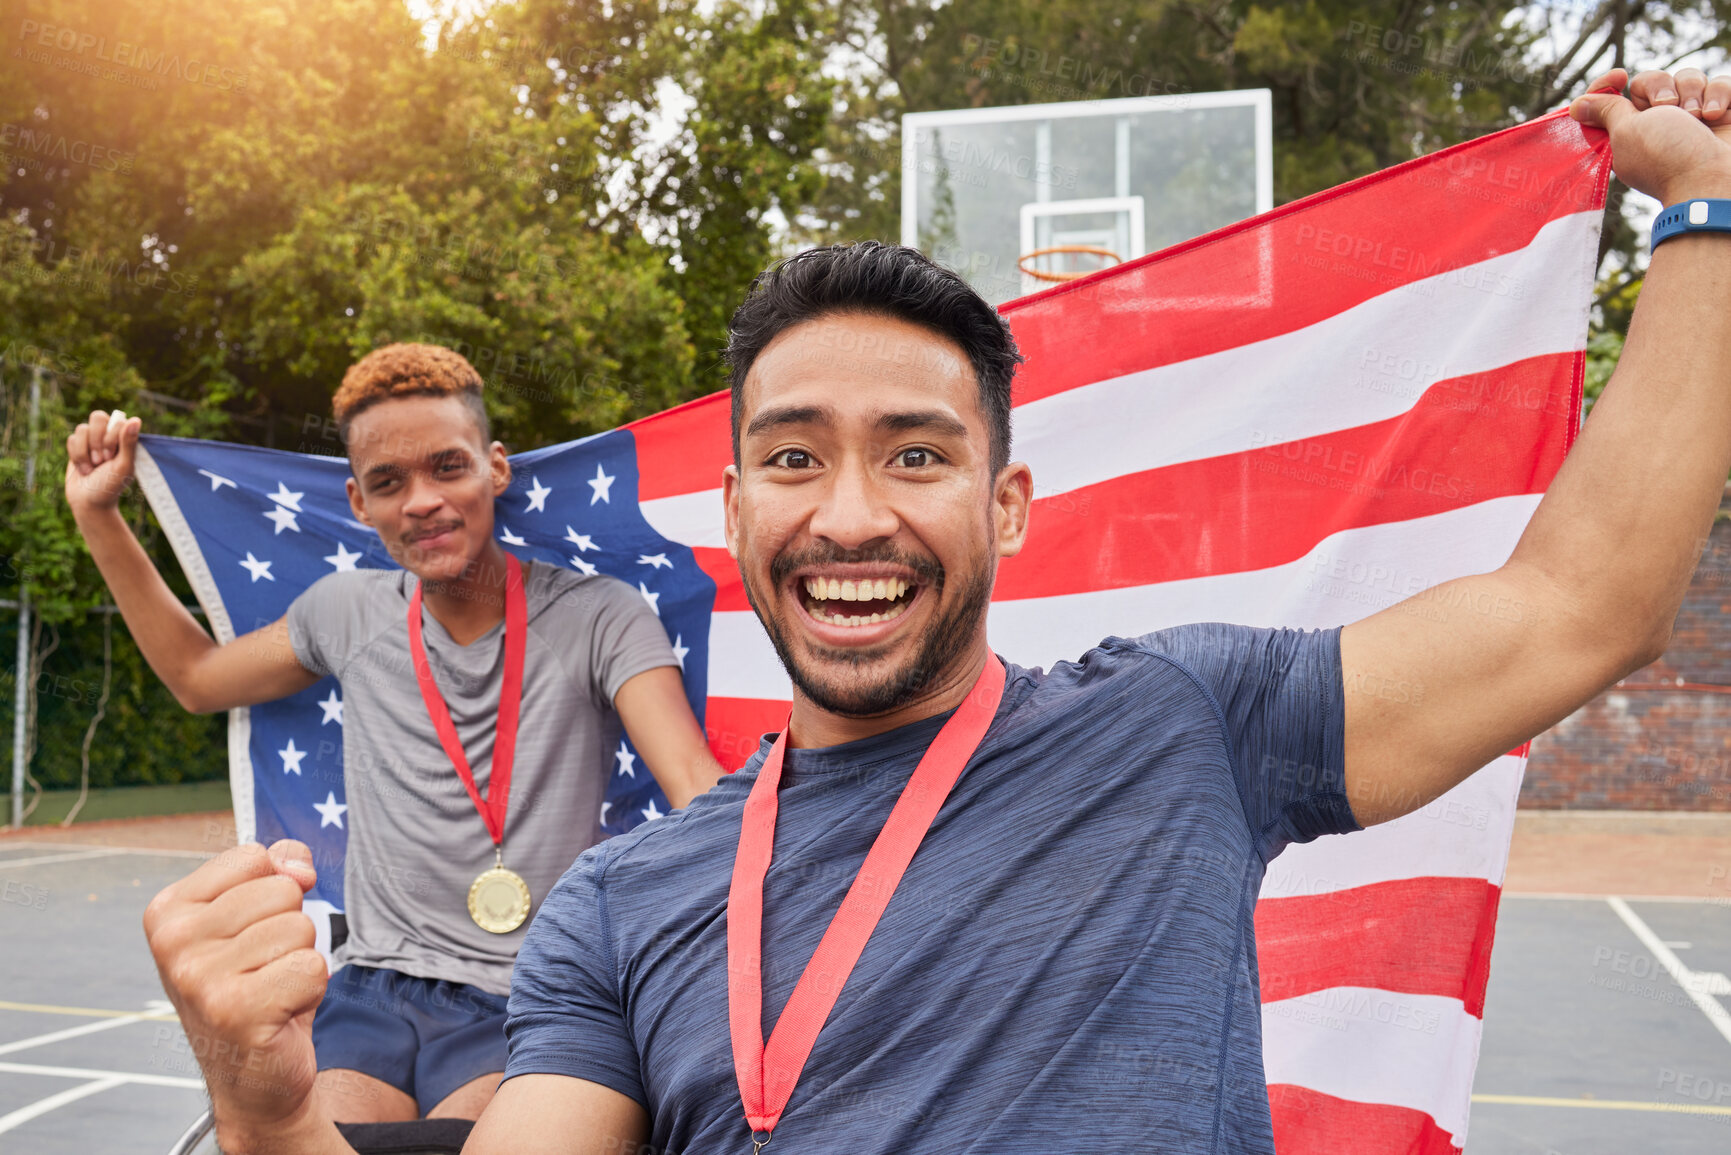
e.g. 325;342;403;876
311;964;509;1116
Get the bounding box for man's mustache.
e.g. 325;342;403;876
769;542;946;590
404;519;464;544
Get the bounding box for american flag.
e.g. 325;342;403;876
623;108;1608;1153
138;106;1609;1153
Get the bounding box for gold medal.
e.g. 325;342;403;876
468;848;532;934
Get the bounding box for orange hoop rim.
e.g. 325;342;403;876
1016;244;1124;283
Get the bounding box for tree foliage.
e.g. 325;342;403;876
0;0;835;794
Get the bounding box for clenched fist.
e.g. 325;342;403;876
1571;67;1731;206
65;407;142;518
143;840;329;1151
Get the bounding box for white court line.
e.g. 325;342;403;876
0;841;215;860
0;1075;127;1136
1608;896;1731;1049
0;1013;151;1057
0;848;126;865
0;1058;201;1089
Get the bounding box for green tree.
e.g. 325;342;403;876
0;0;836;801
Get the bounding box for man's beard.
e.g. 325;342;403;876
747;540;994;720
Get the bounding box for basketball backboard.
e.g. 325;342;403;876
902;90;1273;304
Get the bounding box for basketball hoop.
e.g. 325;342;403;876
1016;245;1124;284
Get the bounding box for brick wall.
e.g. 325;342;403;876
1522;489;1731;809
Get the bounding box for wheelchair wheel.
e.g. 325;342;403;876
166;1107;216;1155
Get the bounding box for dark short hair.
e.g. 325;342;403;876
724;242;1021;474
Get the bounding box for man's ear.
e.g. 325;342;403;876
489;441;511;496
723;464;742;560
345;476;373;527
994;461;1032;559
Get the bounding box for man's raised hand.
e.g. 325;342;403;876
1571;67;1731;204
143;840;330;1151
65;407;143;516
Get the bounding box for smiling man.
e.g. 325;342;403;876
144;68;1731;1155
69;344;719;1126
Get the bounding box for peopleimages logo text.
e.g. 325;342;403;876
17;20;250;92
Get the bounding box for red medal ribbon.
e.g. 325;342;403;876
727;653;1007;1142
406;553;527;847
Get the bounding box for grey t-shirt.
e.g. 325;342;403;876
286;559;676;995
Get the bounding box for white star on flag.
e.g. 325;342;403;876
324;542;362;571
638;553;671;569
600;801;612;825
614;741;637;778
313;792;348;829
641;799;664;822
278;738;306;775
670;634;689;671
570;555;597;576
638;582;659;616
524;476;552;512
240;552;274;582
198;468;236;491
268;482;304;511
587;463;615;505
318;690;343;726
564;527;598;552
263;506;300;535
501;526;527;546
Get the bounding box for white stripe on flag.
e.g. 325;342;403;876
1015;211;1599;500
706;495;1540;701
1261;987;1480;1141
642;488;728;548
983;495;1541;673
708;610;793;702
1260;753;1523;898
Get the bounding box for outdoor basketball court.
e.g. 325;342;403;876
3;824;1729;1153
0;839;213;1154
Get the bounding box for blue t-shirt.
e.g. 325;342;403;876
505;624;1358;1154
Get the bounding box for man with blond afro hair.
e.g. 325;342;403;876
65;343;721;1126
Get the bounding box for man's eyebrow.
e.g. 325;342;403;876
745;404;831;439
363;461;405;481
874;410;968;439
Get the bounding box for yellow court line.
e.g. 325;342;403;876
1473;1093;1731;1116
0;999;177;1023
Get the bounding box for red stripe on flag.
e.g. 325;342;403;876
1004;111;1609;407
693;547;754;613
1256;877;1500;1017
629;392;733;503
704;697;787;771
1268;1083;1460;1155
994;354;1576;601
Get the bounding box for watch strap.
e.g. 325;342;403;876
1651;197;1731;252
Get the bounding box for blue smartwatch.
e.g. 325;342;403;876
1651;197;1731;252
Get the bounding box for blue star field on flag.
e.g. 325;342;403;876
139;431;715;912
